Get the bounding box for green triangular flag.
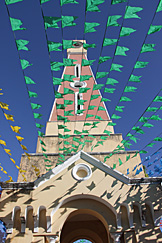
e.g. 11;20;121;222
124;86;137;92
55;91;63;98
119;158;123;166
60;0;78;6
99;56;111;64
63;58;77;66
153;96;162;102
143;123;154;128
62;40;73;49
20;59;32;70
5;0;23;4
113;163;116;169
80;75;92;81
48;41;62;52
79;87;90;93
146;107;158;112
86;114;94;118
132;126;144;134
110;63;123;72
10;17;26;31
96;72;108;79
64;110;74;116
115;106;124;112
154;137;162;141
16;39;29;51
104;88;115;93
104;130;112;136
106;78;118;85
157;0;162;12
24;76;35;84
36;123;44;128
111;114;121;119
107;15;122;27
51;61;64;71
86;0;104;12
91;94;100;100
93;84;104;90
82;59;95;66
124;6;143;19
28;91;37;98
120;27;136;37
53;77;62;85
33;113;42;119
31;103;41;109
115;46;129;56
64;100;74;105
64;88;74;94
141;44;156;53
150;115;162;121
103;38;118;46
44;16;61;29
62;16;78;28
40;0;51;3
111;0;127;4
84;22;100;33
88;105;96;110
98;106;106;111
83;43;96;49
64;74;75;82
148;25;162;35
134;61;149;69
129;75;142;82
120;96;131;102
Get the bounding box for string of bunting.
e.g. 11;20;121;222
90;0;162;152
103;89;162;170
5;0;42;177
64;0;105;153
39;0;81;165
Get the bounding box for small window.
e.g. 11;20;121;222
75;64;80;78
70;81;87;89
72;164;92;181
75;92;83;115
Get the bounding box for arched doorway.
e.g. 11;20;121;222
60;209;109;243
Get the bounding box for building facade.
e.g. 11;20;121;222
0;40;162;242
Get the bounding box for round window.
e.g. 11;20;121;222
70;81;87;89
72;164;92;181
73;41;83;48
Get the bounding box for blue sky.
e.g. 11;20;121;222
0;0;162;181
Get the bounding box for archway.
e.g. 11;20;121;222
60;209;110;243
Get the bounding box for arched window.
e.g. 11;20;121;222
75;92;83;115
75;64;80;78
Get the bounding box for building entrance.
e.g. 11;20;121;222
60;209;109;243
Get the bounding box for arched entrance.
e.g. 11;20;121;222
60;209;110;243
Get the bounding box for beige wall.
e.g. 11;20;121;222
2;158;162;242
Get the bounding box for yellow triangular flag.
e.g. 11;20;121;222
25;152;30;160
21;144;28;151
6;176;13;183
16;136;24;142
10;158;16;164
0;102;10;110
15;165;20;169
19;169;26;173
4;113;14;121
10;125;21;134
4;149;11;155
0;140;6;146
3;170;7;174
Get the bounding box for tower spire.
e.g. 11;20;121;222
49;40;110;123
